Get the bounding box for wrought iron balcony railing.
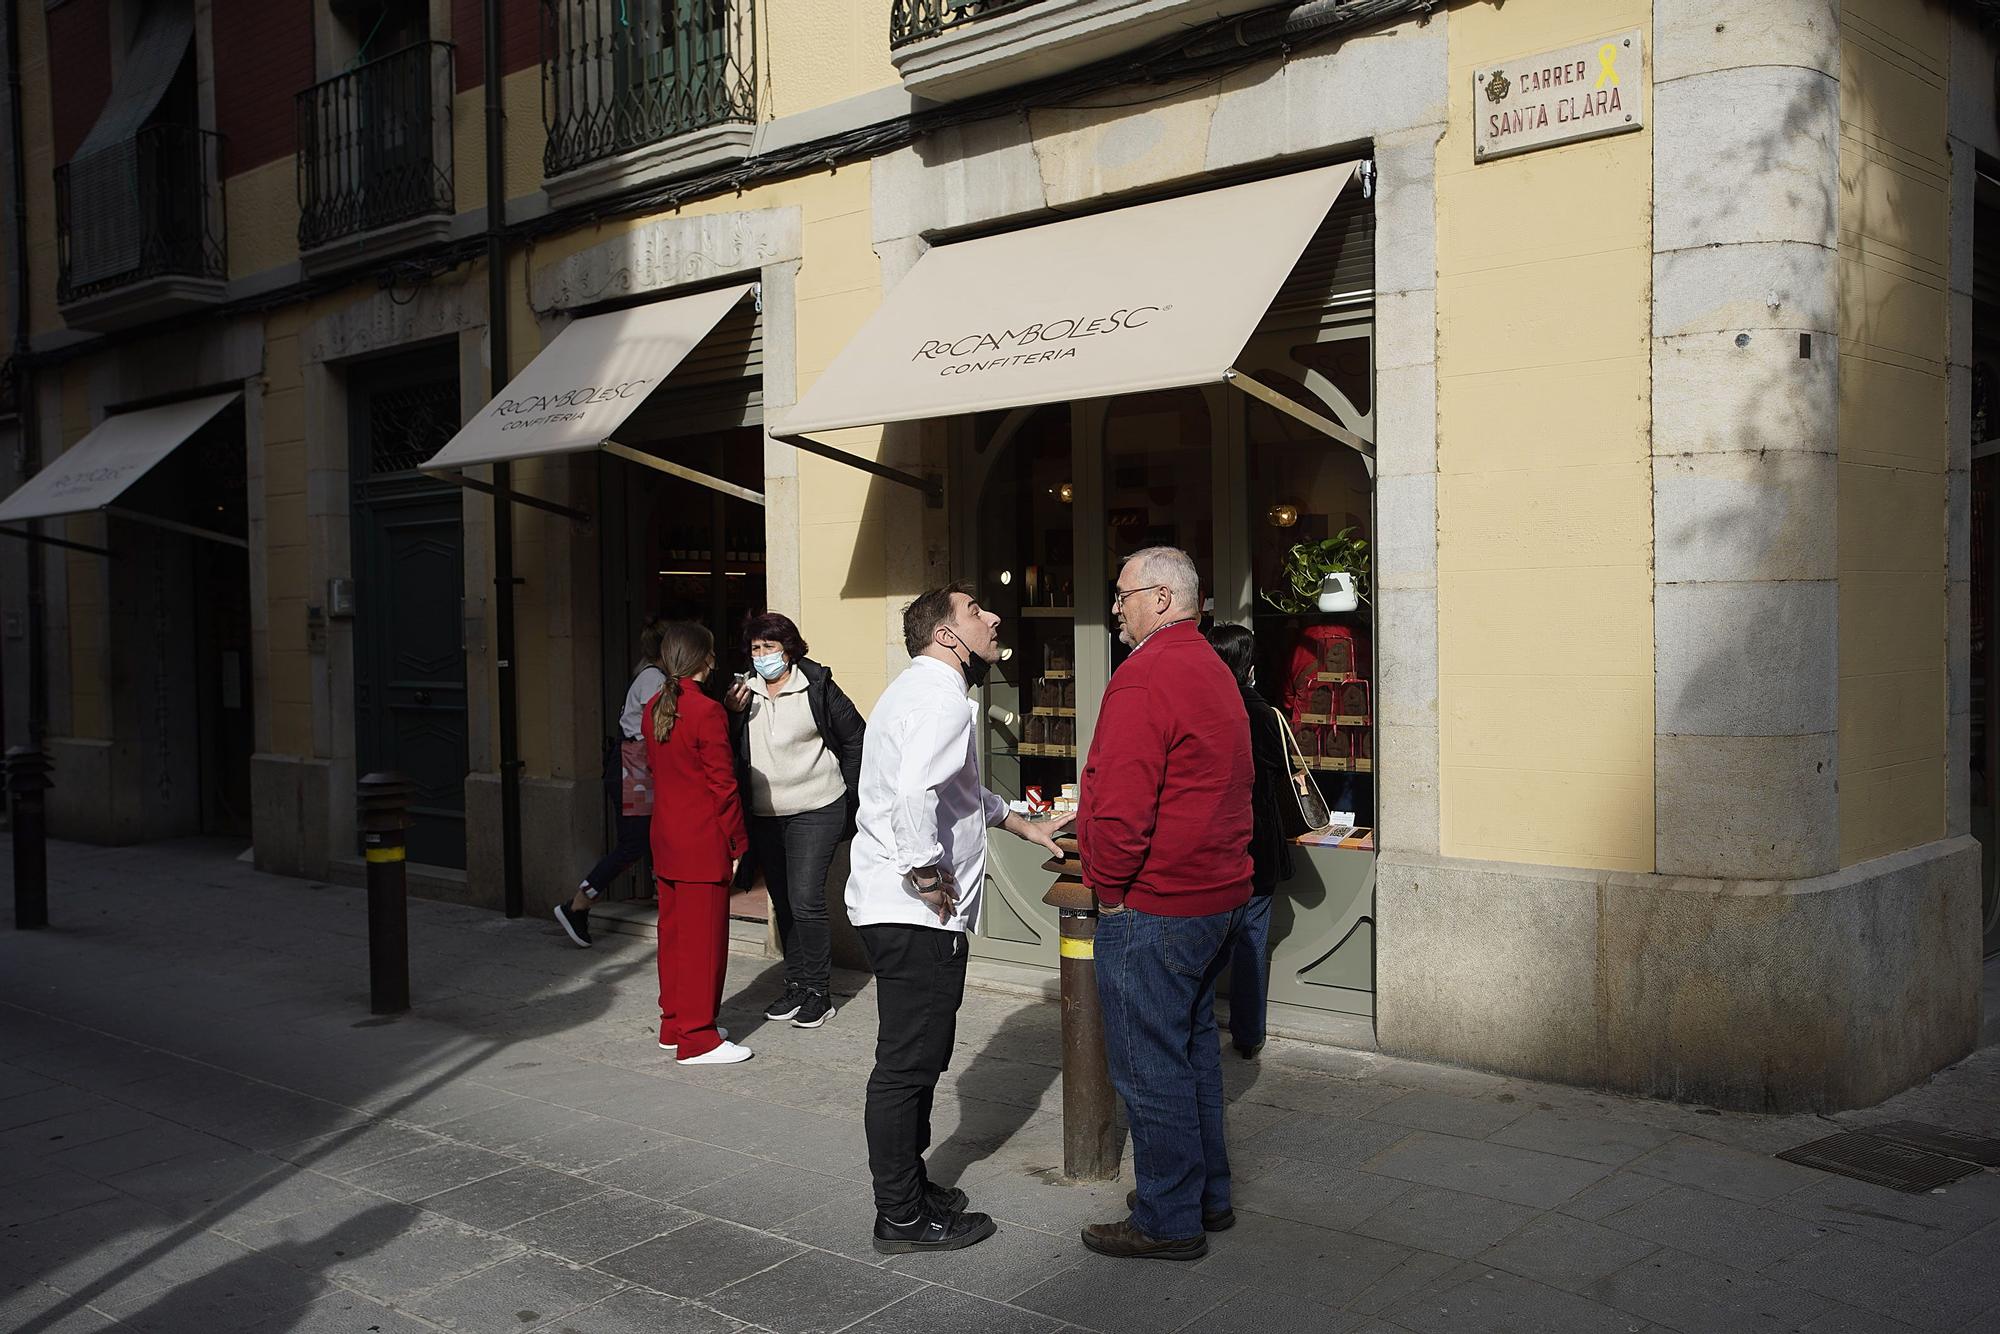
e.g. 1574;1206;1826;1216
55;124;226;304
891;0;1047;49
297;42;456;250
541;0;757;178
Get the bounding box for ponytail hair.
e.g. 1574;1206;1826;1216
650;621;716;744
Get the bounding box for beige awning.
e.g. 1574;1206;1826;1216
0;391;238;524
424;282;756;477
777;161;1368;462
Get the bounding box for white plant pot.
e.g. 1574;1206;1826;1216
1317;572;1358;614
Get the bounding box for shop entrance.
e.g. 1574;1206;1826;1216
349;353;469;869
594;315;766;902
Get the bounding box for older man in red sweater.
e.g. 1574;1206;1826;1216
1077;546;1254;1261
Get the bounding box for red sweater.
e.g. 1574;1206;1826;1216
1078;620;1254;916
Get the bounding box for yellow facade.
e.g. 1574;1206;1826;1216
1837;0;1950;866
1434;0;1655;872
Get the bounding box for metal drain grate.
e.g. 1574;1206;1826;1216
1864;1121;2000;1169
1777;1133;1983;1194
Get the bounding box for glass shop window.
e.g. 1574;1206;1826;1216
1244;369;1374;822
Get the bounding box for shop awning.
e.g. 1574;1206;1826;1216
776;160;1371;487
422;282;766;512
0;390;243;553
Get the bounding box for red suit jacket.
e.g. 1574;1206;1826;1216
645;679;749;884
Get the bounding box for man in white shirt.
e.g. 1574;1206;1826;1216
849;582;1070;1255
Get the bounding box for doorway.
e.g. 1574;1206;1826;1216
349;352;469;869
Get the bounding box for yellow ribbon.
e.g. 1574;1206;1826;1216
1596;42;1620;89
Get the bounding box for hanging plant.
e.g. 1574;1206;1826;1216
1261;528;1371;614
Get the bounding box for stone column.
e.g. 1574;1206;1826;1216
1651;1;1841;881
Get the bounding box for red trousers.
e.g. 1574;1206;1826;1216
657;878;730;1060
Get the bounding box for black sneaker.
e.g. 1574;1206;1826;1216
791;991;836;1029
925;1181;969;1214
553;903;592;948
764;984;806;1021
872;1201;996;1255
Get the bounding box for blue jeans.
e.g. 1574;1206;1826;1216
1227;894;1274;1052
1095;903;1245;1240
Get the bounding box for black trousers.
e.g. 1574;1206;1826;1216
581;812;649;895
857;923;968;1219
747;797;846;994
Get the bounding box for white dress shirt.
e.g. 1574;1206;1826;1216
845;655;1009;934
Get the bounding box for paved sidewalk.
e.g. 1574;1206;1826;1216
1;838;1998;1334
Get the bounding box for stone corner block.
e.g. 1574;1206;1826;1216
1653;449;1836;585
1653;329;1836;458
1656;579;1836;736
1655;66;1838;253
1655;730;1837;879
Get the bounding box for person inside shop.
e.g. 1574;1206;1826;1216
553;618;668;948
1078;547;1253;1261
849;583;1073;1255
647;621;753;1066
722;611;866;1031
1205;623;1295;1058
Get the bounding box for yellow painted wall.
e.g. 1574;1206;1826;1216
226;160;304;282
1435;1;1655;872
763;0;901;119
1836;0;1949;865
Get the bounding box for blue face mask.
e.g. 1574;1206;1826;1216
752;653;788;681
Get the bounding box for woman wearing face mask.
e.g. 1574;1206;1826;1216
554;618;669;948
1205;623;1294;1058
649;621;752;1065
723;611;866;1030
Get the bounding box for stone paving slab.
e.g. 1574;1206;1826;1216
0;837;1997;1334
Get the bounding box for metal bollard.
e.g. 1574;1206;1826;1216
6;747;52;931
357;772;415;1015
1042;836;1119;1181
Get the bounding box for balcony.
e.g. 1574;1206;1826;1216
55;124;227;331
889;0;1270;101
891;0;1045;49
297;42;456;271
540;0;758;206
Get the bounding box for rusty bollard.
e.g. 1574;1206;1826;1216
1042;834;1118;1180
7;747;52;930
358;772;415;1014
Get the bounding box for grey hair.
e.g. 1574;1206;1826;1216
1122;546;1201;613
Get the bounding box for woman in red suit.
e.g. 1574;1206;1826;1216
645;622;753;1065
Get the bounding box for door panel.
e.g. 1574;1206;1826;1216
352;363;468;870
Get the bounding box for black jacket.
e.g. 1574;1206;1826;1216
727;657;866;831
1242;685;1295;896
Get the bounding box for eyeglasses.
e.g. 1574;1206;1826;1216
1112;584;1166;610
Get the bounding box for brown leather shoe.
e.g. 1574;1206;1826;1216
1081;1218;1208;1261
1125;1189;1235;1232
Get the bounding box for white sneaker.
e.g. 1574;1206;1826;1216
676;1039;753;1065
658;1026;728;1052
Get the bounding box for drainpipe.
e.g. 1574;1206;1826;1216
5;0;44;750
483;0;523;918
